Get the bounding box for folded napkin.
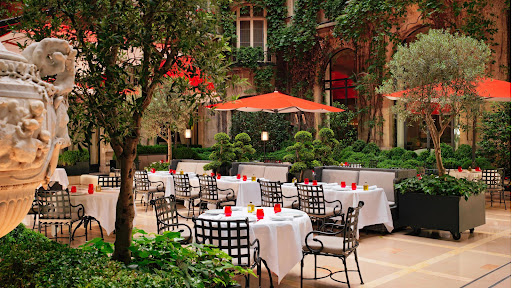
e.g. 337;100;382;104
269;215;294;221
369;185;377;190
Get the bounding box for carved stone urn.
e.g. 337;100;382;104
0;39;76;238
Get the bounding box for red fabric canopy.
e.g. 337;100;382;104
385;78;511;102
210;91;344;113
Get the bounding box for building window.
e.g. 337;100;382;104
236;4;267;60
324;49;357;110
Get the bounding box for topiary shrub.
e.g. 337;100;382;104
417;150;431;162
284;131;320;180
204;133;235;174
313;128;339;166
352;140;366;152
233;133;256;162
455;144;472;160
58;150;90;166
362;142;380;155
402;150;418;161
440;143;455;159
389;147;406;160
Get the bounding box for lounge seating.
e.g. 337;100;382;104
169;159;212;175
230;162;291;182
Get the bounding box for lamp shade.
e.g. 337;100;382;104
261;131;269;141
185;129;192;139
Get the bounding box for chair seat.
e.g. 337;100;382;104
137;186;163;193
303;235;353;256
201;195;234;203
176;193;200;200
307;208;337;218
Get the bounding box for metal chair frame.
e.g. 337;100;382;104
98;175;121;188
149;195;192;244
483;169;506;209
193;217;273;288
301;201;365;288
258;179;297;208
197;174;236;213
134;170;165;211
36;186;103;244
172;174;200;216
295;183;343;230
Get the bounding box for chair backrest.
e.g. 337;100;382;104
98;175;121;188
135;170;150;191
36;188;73;221
150;195;179;234
343;201;364;253
482;169;503;190
197;174;220;201
193;217;251;267
296;183;327;215
173;174;193;198
258;179;283;207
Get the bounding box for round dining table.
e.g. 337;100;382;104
198;207;312;284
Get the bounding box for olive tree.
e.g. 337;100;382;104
378;29;491;175
16;0;232;263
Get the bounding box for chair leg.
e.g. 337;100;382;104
244;275;249;288
261;258;273;288
354;249;364;284
300;257;304;288
32;213;37;230
257;259;262;288
343;257;351;288
314;254;317;278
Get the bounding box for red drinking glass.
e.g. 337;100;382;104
211;172;215;176
224;206;232;217
344;162;348;166
151;168;156;173
70;186;77;193
341;181;346;188
217;173;221;179
476;167;481;171
351;183;357;190
88;184;94;194
243;175;247;181
169;169;174;174
458;166;463;172
304;178;309;184
237;174;241;179
274;203;281;213
256;208;264;220
313;180;318;186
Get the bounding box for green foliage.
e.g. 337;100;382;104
417;150;432;162
284;131;320;177
204;133;236;172
440;143;455;159
233;133;256;162
192;147;214;160
58;150;90;166
81;228;251;287
137;145;168;155
455;144;472;160
327;102;358;148
395;174;487;201
173;147;200;160
145;161;169;171
362;142;381;155
0;225;251;287
478;102;511;175
352;140;367;152
254;66;276;94
230;111;291;153
313;128;339;166
235;46;264;69
389;147;406;160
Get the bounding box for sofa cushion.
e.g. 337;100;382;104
238;164;266;179
358;171;396;202
195;162;212;175
176;162;198;174
263;166;289;182
80;175;99;186
322;170;359;185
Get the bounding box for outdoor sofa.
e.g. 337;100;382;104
230;162;292;183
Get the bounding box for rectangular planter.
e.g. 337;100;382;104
397;192;485;239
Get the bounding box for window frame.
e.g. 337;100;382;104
235;4;268;55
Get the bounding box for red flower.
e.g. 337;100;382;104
189;76;203;87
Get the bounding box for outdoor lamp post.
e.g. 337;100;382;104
261;131;269;161
185;129;192;147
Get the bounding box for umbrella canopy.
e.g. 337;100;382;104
211;91;344;113
384;78;511;102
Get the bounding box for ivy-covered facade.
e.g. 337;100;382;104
197;0;510;151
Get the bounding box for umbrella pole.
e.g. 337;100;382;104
472;114;477;166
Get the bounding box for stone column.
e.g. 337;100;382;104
313;81;323;138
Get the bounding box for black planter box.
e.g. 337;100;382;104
397;192;485;240
61;161;90;176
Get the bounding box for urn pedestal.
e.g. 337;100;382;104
0;39;76;238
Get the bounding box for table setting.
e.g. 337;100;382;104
198;205;312;283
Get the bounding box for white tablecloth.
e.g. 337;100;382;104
448;170;483;181
50;168;69;189
69;188;121;235
189;176;261;206
148;171;175;197
199;207;312;283
281;183;393;232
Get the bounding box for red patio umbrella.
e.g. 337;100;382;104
384;78;511;102
211;91;344;113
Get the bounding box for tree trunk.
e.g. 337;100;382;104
167;127;173;161
112;141;137;264
471;114;477;166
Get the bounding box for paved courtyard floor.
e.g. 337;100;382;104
23;197;511;287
